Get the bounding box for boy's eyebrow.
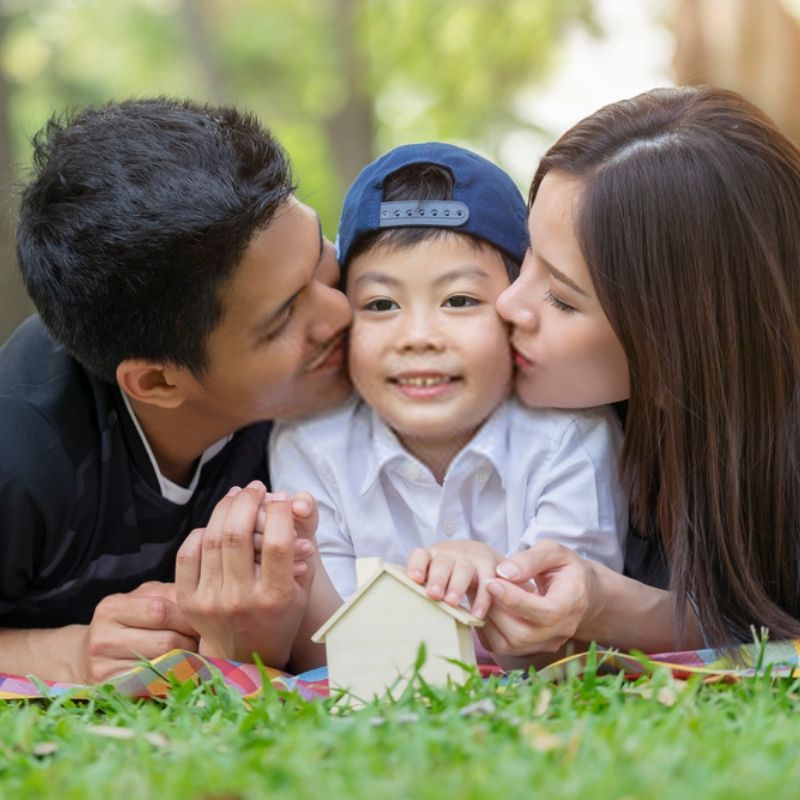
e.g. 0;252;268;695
353;265;491;290
352;272;402;289
432;266;491;287
539;254;589;297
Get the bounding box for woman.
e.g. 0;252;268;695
483;85;800;657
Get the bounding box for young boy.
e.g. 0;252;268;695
270;142;627;621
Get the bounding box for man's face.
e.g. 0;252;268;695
178;198;352;432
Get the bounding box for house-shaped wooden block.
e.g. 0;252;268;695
312;557;484;701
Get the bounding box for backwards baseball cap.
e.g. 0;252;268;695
336;142;529;268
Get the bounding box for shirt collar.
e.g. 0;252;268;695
358;399;511;495
121;391;232;505
449;399;510;489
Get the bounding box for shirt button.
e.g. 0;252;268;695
443;520;456;536
406;465;421;481
475;469;490;483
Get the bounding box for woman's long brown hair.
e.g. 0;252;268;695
532;86;800;645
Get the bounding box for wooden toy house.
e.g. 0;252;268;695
312;557;483;701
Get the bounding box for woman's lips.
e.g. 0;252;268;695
512;346;534;369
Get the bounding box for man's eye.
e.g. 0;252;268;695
261;308;294;342
364;298;399;312
443;295;479;308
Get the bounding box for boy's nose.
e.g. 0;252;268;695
398;313;446;353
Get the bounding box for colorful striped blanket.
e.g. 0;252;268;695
2;640;799;701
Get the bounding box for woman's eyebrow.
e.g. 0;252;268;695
540;255;589;297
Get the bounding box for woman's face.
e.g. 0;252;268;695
496;170;630;409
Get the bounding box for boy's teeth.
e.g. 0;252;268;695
397;376;451;387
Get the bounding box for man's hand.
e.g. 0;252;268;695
84;581;199;683
175;481;314;667
406;540;504;619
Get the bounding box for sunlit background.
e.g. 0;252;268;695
2;0;799;342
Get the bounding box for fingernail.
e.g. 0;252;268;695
496;562;520;580
485;580;504;598
472;604;486;619
409;570;424;583
292;499;311;515
445;592;460;606
227;486;242;497
297;540;314;554
246;480;265;490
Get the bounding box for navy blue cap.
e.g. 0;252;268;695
336;142;529;268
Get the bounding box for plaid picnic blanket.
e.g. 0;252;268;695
2;640;799;701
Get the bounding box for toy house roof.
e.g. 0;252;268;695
311;561;484;643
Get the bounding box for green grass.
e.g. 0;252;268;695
2;660;800;800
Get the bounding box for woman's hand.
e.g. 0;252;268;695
479;540;603;657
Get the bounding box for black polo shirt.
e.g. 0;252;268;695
0;316;271;627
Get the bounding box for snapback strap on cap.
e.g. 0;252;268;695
378;200;470;228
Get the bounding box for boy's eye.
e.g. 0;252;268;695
543;290;577;314
443;294;479;309
363;298;399;312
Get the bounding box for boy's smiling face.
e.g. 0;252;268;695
346;233;513;472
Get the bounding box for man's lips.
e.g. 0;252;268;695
307;335;346;372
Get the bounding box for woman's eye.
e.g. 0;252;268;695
544;290;577;314
364;298;398;312
443;294;479;308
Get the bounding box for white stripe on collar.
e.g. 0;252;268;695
121;392;232;505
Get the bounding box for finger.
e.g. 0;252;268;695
94;595;199;654
218;482;267;587
496;539;572;583
485;579;561;630
259;497;296;593
406;548;432;584
175;529;203;608
197;492;239;593
470;576;494;620
425;555;456;601
290;491;318;540
443;560;477;607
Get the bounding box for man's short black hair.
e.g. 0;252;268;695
17;98;296;383
345;163;521;281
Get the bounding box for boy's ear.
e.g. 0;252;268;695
115;359;187;410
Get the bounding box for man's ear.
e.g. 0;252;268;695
116;359;187;410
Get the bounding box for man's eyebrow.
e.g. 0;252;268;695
539;254;589;297
314;213;324;269
432;266;491;287
253;211;324;338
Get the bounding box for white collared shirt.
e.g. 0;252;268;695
269;395;627;599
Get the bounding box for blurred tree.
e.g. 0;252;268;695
0;0;593;342
674;0;800;144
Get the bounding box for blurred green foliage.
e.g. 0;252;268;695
1;0;593;232
0;0;594;339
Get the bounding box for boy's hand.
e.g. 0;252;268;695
175;482;316;666
406;540;504;619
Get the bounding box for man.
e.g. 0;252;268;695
0;99;351;682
